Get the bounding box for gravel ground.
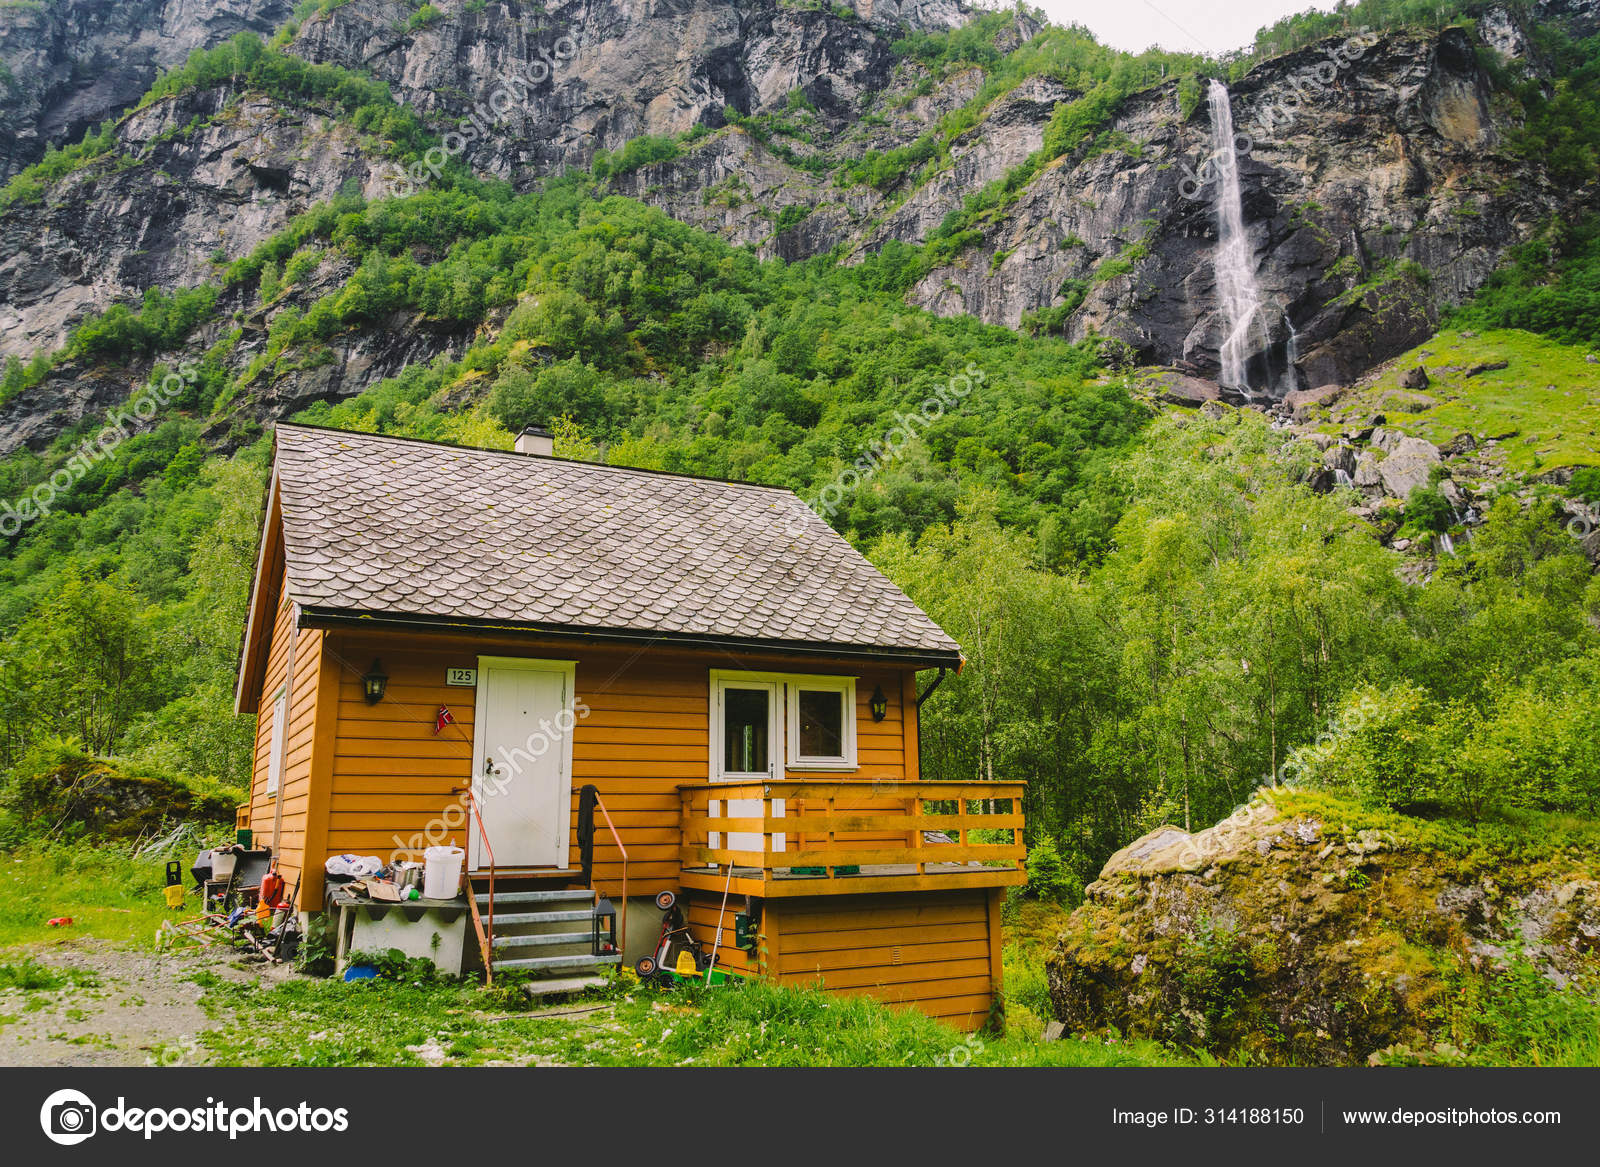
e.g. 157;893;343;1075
0;939;278;1066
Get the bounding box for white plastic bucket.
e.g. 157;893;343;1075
423;846;465;900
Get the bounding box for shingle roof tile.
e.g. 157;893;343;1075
273;426;961;660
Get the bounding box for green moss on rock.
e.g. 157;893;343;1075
1046;789;1600;1064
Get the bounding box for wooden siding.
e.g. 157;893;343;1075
683;891;762;978
772;889;1000;1032
680;888;1002;1032
313;630;916;901
243;579;326;905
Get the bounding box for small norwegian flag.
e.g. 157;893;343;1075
434;705;455;735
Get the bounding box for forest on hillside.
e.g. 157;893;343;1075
0;0;1598;897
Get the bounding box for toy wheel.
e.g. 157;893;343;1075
654;890;677;911
654;970;677;989
635;956;657;978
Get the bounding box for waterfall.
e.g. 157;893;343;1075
1334;468;1354;488
1207;80;1300;398
1280;314;1300;397
1208;80;1262;394
1437;532;1457;556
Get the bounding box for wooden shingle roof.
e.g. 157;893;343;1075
267;424;962;664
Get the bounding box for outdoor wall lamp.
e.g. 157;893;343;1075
362;659;389;704
870;684;888;722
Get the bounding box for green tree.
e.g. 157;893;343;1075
14;571;157;755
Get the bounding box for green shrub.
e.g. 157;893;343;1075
346;946;450;983
1441;941;1600;1066
1170;921;1263;1047
1024;837;1084;905
406;3;441;31
1286;676;1600;821
592;135;681;180
296;915;337;978
1570;466;1600;502
1405;484;1455;533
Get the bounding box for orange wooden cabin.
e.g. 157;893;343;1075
234;423;1023;1030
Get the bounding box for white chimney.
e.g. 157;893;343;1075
515;425;554;456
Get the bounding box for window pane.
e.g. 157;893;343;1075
797;689;844;758
724;687;769;773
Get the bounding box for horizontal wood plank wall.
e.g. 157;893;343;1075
683;891;760;978
244;582;322;899
274;627;323;898
245;579;292;841
769;890;998;1032
317;630;910;899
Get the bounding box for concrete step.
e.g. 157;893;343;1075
490;930;593;951
521;975;609;998
475;888;592;907
491;952;622;973
487;909;593;927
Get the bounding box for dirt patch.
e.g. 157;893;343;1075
0;939;269;1067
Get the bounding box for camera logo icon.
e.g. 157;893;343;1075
40;1088;97;1146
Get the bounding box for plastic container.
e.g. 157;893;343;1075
236;828;253;848
423;845;465;900
211;851;238;880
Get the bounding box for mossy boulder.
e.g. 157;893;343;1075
4;748;239;840
1046;789;1600;1065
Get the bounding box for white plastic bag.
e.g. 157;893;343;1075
325;853;383;878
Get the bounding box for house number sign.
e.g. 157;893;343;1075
446;668;477;687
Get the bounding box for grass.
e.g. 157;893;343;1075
192;969;1193;1067
0;842;187;949
1319;328;1600;473
190;896;1192;1068
0;955;98;991
1270;787;1600;871
1001;897;1074;1039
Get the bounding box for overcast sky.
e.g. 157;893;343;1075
1024;1;1339;54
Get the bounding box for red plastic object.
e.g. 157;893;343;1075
47;917;73;927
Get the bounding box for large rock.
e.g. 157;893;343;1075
1285;383;1346;420
1047;791;1600;1065
1138;367;1221;406
1377;435;1443;497
1322;443;1357;475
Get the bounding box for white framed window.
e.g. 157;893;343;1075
786;676;855;769
264;685;288;798
709;671;857;780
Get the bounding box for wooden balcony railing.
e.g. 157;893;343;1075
677;780;1025;898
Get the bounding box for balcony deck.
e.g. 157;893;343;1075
677;779;1025;898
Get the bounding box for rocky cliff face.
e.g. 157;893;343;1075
1046;790;1600;1065
285;0;938;178
0;0;296;180
0;86;397;366
275;0;1583;389
0;0;1595;452
902;26;1563;389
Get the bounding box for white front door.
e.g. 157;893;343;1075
471;658;575;869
